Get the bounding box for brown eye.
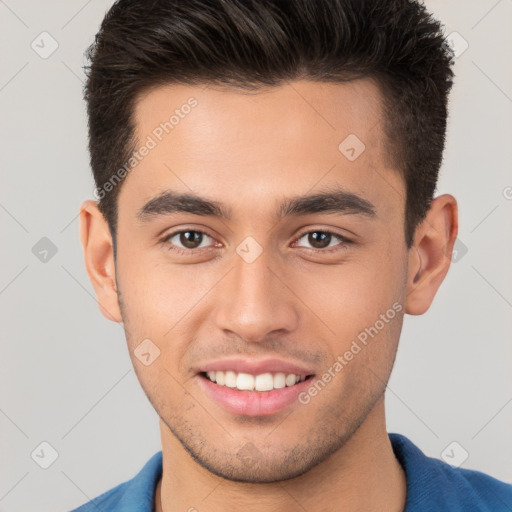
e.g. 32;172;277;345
295;230;349;251
306;231;332;249
179;231;204;249
163;230;214;252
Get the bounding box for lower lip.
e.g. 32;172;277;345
197;374;314;417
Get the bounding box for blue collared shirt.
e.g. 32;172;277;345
69;433;512;511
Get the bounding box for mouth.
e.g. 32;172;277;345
196;369;316;417
199;370;313;391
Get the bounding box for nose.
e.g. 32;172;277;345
213;247;300;343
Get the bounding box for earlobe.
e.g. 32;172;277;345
79;200;122;323
405;194;458;315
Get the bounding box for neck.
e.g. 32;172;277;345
155;398;406;512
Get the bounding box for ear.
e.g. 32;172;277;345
405;194;458;315
79;200;122;323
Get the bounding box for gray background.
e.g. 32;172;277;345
1;0;511;510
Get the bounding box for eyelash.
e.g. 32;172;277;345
160;228;353;256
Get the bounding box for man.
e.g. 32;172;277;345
74;0;512;510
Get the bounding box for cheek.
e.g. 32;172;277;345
309;256;404;334
116;249;200;329
306;247;406;386
130;357;195;421
115;255;218;373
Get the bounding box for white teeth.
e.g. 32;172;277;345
285;374;297;386
254;373;274;391
205;370;307;391
224;371;237;388
237;372;255;390
273;372;286;389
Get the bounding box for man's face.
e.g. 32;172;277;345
114;79;409;481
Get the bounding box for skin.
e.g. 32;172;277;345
80;79;458;512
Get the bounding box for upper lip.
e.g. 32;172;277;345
197;357;316;376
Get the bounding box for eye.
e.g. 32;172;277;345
162;229;217;254
161;227;353;256
293;229;352;253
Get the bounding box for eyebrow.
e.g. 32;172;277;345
136;186;377;223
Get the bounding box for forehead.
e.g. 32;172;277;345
120;79;403;225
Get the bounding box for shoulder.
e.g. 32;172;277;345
389;433;512;512
68;483;125;512
67;451;163;512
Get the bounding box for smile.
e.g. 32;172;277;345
197;370;315;417
202;370;309;391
